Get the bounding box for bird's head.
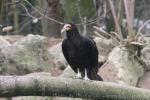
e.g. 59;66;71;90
61;23;79;39
61;23;79;34
61;24;71;33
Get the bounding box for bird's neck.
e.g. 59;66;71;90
66;30;80;39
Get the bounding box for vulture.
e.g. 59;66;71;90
61;23;103;81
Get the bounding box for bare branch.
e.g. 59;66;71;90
136;19;150;38
93;26;120;45
123;0;135;37
23;0;64;25
108;0;123;41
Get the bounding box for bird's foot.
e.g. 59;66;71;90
83;68;90;80
76;73;82;79
83;76;90;80
76;68;82;79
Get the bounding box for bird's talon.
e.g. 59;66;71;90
76;74;82;79
83;77;90;80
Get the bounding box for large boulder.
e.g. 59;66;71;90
4;35;25;44
99;46;145;86
48;42;67;70
138;71;150;89
0;34;53;75
0;36;11;46
137;37;150;89
140;37;150;70
141;45;150;70
94;37;116;63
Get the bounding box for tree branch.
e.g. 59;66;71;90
108;0;123;41
0;73;150;100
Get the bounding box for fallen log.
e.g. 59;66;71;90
0;73;150;100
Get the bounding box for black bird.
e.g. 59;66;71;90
61;23;103;81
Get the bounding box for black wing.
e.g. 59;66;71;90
83;37;103;81
62;40;70;63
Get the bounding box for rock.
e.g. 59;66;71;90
141;46;150;70
137;37;150;90
94;37;116;63
4;35;25;44
99;46;144;86
138;71;150;89
48;42;68;70
0;36;11;46
0;34;53;75
60;65;75;78
140;36;150;71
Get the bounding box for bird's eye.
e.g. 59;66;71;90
66;24;71;28
67;26;71;29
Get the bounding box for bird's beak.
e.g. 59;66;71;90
61;27;67;39
61;28;66;34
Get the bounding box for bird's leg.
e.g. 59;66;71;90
83;68;90;80
76;68;82;79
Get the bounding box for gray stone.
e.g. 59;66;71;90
48;42;67;70
141;46;150;70
0;36;11;47
99;46;144;86
94;37;116;63
60;65;75;78
138;71;150;89
140;37;150;70
0;34;53;75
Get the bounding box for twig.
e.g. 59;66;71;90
93;26;120;45
20;4;37;19
76;0;84;26
123;0;135;37
136;19;150;38
110;31;122;41
108;0;123;41
23;0;64;25
12;19;31;34
93;26;110;37
94;31;106;39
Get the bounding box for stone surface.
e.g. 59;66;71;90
141;46;150;70
0;34;53;75
60;65;75;78
99;46;144;86
138;71;150;89
48;42;67;70
94;37;116;63
0;36;11;46
140;37;150;71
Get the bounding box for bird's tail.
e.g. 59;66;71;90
88;68;103;81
